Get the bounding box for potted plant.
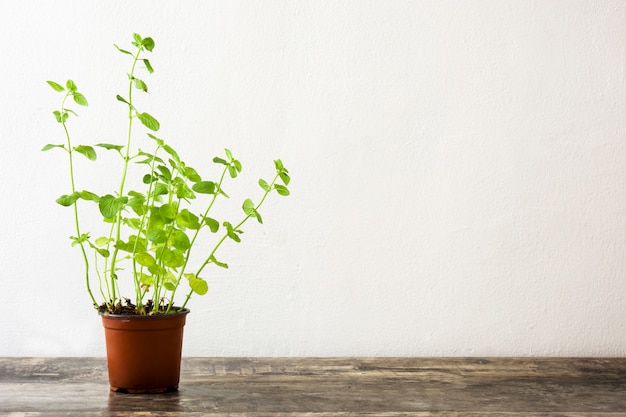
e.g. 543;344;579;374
43;33;291;393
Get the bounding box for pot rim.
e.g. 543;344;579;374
99;307;190;319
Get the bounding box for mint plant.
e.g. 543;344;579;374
44;33;290;315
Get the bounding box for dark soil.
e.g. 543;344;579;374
98;299;182;315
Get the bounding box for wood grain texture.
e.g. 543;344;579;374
0;357;625;416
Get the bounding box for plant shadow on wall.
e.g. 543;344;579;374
43;33;291;393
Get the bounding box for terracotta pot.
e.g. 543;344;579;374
100;309;190;393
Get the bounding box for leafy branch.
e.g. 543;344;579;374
45;33;291;315
43;79;97;308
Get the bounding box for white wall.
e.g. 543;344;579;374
0;1;624;357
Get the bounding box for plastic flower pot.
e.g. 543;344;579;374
100;308;190;393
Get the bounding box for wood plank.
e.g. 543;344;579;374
0;357;625;416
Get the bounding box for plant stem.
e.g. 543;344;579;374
60;94;97;308
108;48;142;302
166;166;229;313
132;143;162;313
179;172;280;310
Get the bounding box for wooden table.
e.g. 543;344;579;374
1;357;625;416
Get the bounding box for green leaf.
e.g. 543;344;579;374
177;209;200;230
130;207;146;218
217;185;230;199
46;81;65;92
135;150;165;165
274;160;290;186
73;92;88;106
70;233;90;246
122;235;147;253
116;95;131;105
159;203;177;222
171;229;191;251
275;184;290;196
192;181;216;194
224;222;241;243
279;171;291;186
95;143;124;152
204;217;219;233
114;44;133;55
74;145;96;161
157;270;175;288
212;157;227;166
162;144;180;164
210;255;229;269
79;190;100;202
162;248;185;268
135;252;156;267
258;178;270;191
242;198;255;216
132;33;143;46
148;263;166;276
127;193;146;207
124;216;142;228
53;110;69;123
133;78;148;92
147;133;164;146
137;112;160;131
42;144;65;152
66;79;77;92
225;151;242;178
173;178;195;200
147;228;168;244
142;37;155;52
151;182;169;197
95;237;111;247
156;165;172;181
242;199;262;223
143;59;154;74
184;166;201;182
98;195;127;218
164;270;177;283
186;274;208;295
56;192;80;207
140;273;154;286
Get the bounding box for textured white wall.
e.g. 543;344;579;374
0;1;624;357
